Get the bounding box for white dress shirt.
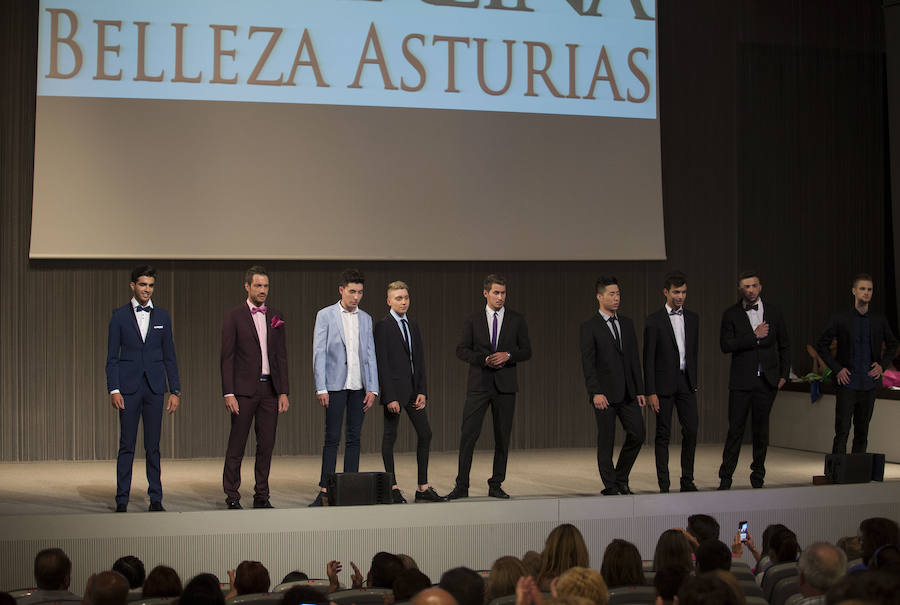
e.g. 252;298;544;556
132;296;152;342
745;298;764;375
486;305;505;345
666;304;687;370
341;304;363;391
598;309;622;350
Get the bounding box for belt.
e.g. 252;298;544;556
259;375;271;382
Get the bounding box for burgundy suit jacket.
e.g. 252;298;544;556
221;302;289;397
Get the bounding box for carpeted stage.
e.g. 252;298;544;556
1;445;899;593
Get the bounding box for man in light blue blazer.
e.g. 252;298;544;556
311;268;379;506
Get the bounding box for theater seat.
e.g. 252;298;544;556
227;593;283;605
770;576;801;605
272;580;331;592
608;585;656;605
329;588;393;605
761;563;798;602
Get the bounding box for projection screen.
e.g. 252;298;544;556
31;0;664;261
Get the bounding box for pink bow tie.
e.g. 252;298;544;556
251;306;267;315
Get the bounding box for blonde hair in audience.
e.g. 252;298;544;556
555;567;609;605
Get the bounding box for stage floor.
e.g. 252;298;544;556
2;445;899;515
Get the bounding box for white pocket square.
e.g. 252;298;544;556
153;325;164;329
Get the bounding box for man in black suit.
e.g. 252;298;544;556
580;275;646;495
374;281;445;503
816;273;898;454
718;271;790;490
644;271;699;493
447;274;532;500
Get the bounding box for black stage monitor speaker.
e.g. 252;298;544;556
824;453;885;484
326;472;393;506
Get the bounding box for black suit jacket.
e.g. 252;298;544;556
580;313;644;403
374;314;427;406
720;300;790;390
815;309;899;385
643;307;699;395
456;308;531;393
221;303;289;397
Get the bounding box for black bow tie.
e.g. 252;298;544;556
135;305;151;313
669;309;683;316
745;304;759;311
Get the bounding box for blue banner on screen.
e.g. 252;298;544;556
38;0;656;118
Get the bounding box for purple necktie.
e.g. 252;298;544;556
491;312;498;351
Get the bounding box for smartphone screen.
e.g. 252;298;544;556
739;521;749;541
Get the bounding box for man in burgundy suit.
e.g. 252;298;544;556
221;265;290;509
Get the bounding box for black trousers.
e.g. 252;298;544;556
654;373;699;490
382;396;433;485
833;386;877;454
223;380;278;503
455;387;516;489
719;377;776;485
594;399;645;490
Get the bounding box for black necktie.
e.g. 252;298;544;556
608;316;621;350
401;318;414;374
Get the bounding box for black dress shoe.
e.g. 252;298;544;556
309;492;327;507
601;487;620;496
680;482;699;492
148;501;165;512
488;486;510;499
391;489;407;504
618;485;635;495
750;481;764;489
415;487;446;502
227;500;243;510
717;479;732;491
115;503;127;513
659;486;670;494
446;486;468;500
253;499;274;509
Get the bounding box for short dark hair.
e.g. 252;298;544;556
340;268;366;287
738;270;759;283
244;265;269;285
234;561;270;595
130;265;156;284
859;517;900;566
595;275;619;295
852;273;874;287
600;539;645;588
280;571;308;584
112;556;146;589
142;566;182;599
439;567;484;605
393;569;432;601
687;514;720;545
279;585;328;605
769;527;800;564
90;571;129;605
483;274;506;291
369;552;405;589
677;573;741;605
34;548;72;590
664;271;687;290
695;540;732;573
825;568;900;605
180;574;225;605
654;566;690;601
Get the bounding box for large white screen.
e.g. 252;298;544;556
32;0;664;260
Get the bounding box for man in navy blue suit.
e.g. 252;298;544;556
106;265;181;512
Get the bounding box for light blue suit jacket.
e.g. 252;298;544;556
313;302;379;393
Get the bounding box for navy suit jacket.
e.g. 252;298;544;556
106;303;180;396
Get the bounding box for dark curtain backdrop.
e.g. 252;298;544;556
0;1;891;462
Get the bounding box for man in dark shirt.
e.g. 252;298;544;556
816;274;898;454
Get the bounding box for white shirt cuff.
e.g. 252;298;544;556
110;389;120;395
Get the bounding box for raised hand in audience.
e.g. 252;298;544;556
515;576;543;605
326;561;342;593
350;562;364;589
225;569;237;600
